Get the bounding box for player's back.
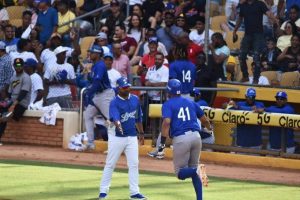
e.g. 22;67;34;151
169;60;196;94
162;96;202;137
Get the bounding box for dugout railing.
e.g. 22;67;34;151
79;86;239;137
149;104;300;159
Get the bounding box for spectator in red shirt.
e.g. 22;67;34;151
137;37;168;85
179;32;203;64
114;24;137;59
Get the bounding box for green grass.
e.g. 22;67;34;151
0;160;299;200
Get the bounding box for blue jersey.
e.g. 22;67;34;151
109;94;143;137
162;96;203;137
233;101;265;147
196;99;209;107
169;60;196;94
87;60;111;96
265;104;295;149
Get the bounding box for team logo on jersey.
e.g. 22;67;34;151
121;111;137;122
12;80;21;88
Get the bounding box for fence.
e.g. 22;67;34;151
148;104;300;159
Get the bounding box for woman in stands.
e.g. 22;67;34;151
277;34;300;72
127;14;145;43
277;21;297;51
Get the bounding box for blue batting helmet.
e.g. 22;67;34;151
275;91;287;99
193;88;201;96
167;79;181;95
116;77;131;88
245;88;256;97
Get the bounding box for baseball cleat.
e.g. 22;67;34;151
156;151;165;159
99;193;107;199
130;193;147;199
197;164;209;187
147;150;158;158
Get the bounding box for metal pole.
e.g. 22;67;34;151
126;0;130;18
79;87;87;133
204;0;211;60
280;127;287;156
130;86;239;92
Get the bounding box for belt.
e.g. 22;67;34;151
174;130;199;137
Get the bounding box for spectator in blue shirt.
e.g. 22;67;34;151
265;91;296;154
3;24;19;53
36;0;58;45
0;41;14;92
227;88;265;148
156;11;183;54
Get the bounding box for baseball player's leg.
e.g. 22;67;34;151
100;135;126;194
188;134;202;168
95;89;115;120
84;104;98;146
148;132;161;157
173;134;193;179
124;136;140;196
174;133;203;200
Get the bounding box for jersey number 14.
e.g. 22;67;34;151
178;107;191;121
182;70;191;83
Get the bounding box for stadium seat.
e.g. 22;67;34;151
261;71;278;84
10;19;22;27
80;36;95;59
6;6;26;20
210;2;221;17
210;15;227;32
76;0;84;7
225;31;244;50
280;72;300;87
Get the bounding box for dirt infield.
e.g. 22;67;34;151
0;144;300;186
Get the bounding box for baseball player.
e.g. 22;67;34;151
99;77;146;200
226;88;265;149
84;45;115;150
169;45;196;100
157;79;212;200
265;91;296;153
148;88;214;158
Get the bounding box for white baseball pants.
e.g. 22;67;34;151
100;134;140;196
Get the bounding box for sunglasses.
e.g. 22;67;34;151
276;97;286;101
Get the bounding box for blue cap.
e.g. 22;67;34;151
275;91;287;99
148;37;158;44
88;45;103;54
103;52;113;59
167;79;181;95
193;88;201;96
116;77;131;88
245;88;256;97
24;58;38;68
165;2;176;10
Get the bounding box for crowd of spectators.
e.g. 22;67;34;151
0;0;299;149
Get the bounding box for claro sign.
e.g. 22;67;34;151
201;107;300;129
148;104;300;129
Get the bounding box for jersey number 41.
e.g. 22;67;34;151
178;107;191;121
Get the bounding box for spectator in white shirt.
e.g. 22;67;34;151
145;52;169;102
44;46;76;108
40;32;81;72
103;52;122;88
248;62;270;85
23;58;44;104
189;16;214;47
10;39;38;65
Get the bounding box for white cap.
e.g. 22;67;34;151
54;46;67;55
